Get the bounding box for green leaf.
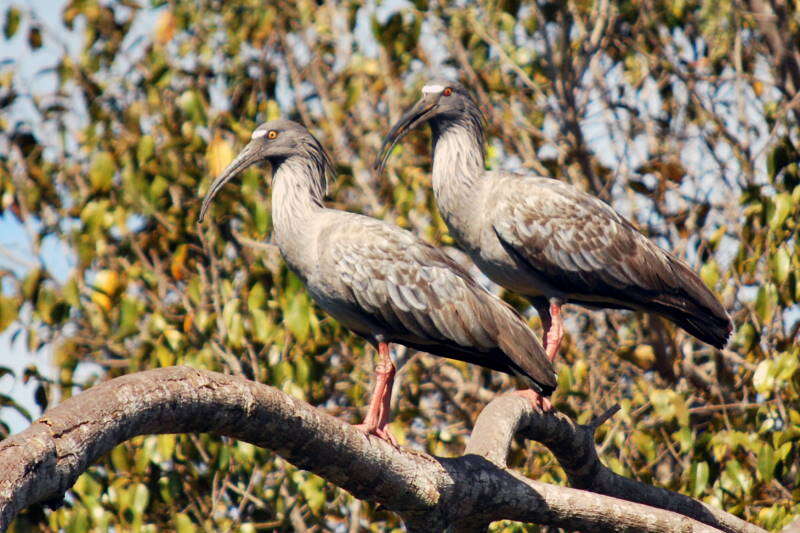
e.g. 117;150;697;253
0;392;32;421
174;513;197;533
66;506;90;533
3;7;20;39
178;90;206;124
691;461;709;497
700;260;720;288
247;282;266;310
164;328;183;352
771;245;791;284
768;193;792;231
110;444;131;473
156;344;175;369
227;313;244;348
137;135;155;164
131;482;149;515
0;295;19;333
767;136;798;180
757;442;775;482
724;459;752;494
284;293;311;343
753;359;774;395
650;389;676;423
736;322;757;352
755;283;778;325
156;434;176;462
299;475;327;514
22;267;43;300
89;151;116;192
251;308;272;344
117;297;140;339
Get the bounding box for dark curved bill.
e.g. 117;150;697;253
198;141;261;222
374;97;437;175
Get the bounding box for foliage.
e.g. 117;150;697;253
0;0;798;530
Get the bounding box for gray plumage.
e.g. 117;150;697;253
199;119;556;396
376;80;732;349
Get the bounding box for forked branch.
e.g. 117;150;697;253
0;366;762;532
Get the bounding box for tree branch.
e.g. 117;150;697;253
466;395;765;533
0;367;761;532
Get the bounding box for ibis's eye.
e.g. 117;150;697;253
443;87;453;96
267;130;278;139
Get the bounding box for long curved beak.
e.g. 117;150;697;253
198;141;262;222
374;96;438;175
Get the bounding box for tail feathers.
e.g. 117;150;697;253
653;257;733;349
493;305;557;396
664;303;732;349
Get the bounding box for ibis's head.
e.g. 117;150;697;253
375;79;478;174
199;119;331;221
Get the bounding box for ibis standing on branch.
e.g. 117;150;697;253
199;119;556;444
376;79;732;363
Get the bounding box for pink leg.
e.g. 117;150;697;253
354;342;398;445
533;299;563;362
546;301;564;363
513;389;553;411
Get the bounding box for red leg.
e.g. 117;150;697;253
513;389;553;411
533;298;564;362
546;301;564;363
354;342;398;445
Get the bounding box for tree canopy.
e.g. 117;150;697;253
0;0;798;530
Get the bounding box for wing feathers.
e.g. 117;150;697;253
323;214;556;392
491;176;731;347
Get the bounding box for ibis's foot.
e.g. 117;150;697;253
354;422;399;447
513;389;553;412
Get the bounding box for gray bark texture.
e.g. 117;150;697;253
0;366;765;532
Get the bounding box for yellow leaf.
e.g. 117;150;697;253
170;244;188;280
89;151;116;192
154;10;176;45
632;344;656;370
206;136;234;177
91;270;120;311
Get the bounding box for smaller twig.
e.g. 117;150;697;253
688;401;775;415
588;404;621;431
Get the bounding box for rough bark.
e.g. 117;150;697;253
0;366;764;532
467;396;765;533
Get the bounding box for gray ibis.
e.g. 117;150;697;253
200;119;557;444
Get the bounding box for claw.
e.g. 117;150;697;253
354;422;399;447
513;389;553;411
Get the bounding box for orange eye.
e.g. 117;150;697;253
443;87;453;96
267;130;278;139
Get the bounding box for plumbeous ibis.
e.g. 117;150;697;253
199;119;557;444
376;79;733;362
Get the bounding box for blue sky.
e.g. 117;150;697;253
0;0;78;432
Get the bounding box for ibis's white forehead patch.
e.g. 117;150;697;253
251;129;268;140
421;84;445;94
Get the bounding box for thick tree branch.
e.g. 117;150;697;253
466;395;765;533
0;367;760;532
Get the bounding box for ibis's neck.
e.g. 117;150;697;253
270;155;326;272
430;112;486;243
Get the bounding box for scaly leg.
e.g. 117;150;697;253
354;342;398;445
533;298;564;363
546;300;564;363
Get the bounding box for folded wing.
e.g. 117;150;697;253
322;214;557;394
490;176;732;348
